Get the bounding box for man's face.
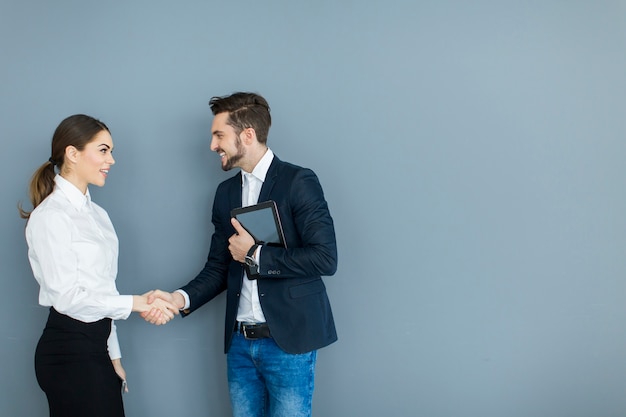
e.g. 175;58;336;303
210;112;245;171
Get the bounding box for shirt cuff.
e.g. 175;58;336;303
175;289;190;310
107;321;122;360
107;295;134;320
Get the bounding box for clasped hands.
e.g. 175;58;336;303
139;218;255;325
137;290;184;325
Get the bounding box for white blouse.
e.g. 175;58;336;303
25;175;133;359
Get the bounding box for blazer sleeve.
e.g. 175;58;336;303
259;167;338;278
179;182;232;313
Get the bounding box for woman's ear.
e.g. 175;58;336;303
65;145;79;164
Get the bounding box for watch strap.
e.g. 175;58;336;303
245;244;260;278
247;244;260;259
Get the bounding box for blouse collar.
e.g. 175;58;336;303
54;175;92;211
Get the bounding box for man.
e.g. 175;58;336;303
145;92;338;417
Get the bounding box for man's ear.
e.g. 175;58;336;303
241;127;257;145
65;145;79;164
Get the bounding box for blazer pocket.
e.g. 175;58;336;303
289;279;325;298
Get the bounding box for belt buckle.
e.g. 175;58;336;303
242;324;250;339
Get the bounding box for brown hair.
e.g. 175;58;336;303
209;92;271;144
18;114;110;219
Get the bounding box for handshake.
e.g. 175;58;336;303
130;218;255;325
133;290;183;326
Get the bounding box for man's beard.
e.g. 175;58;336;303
222;137;244;171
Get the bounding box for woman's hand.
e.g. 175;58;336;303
111;358;129;393
132;293;179;325
141;290;185;325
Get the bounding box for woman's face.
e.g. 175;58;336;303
72;130;115;191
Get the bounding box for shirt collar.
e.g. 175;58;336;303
54;175;91;211
242;148;274;183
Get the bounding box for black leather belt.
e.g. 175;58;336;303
234;322;271;339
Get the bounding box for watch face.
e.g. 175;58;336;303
245;256;256;267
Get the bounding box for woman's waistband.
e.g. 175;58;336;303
46;307;112;336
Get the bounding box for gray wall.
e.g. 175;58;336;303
2;1;625;416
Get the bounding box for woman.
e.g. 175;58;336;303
19;114;176;417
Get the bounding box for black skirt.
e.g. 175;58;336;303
35;307;125;417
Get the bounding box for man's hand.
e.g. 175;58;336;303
132;292;178;325
140;290;184;325
229;217;256;263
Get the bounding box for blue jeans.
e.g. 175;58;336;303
227;331;317;417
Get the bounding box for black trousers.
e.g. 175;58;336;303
35;308;125;417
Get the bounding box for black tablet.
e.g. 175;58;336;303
231;200;287;247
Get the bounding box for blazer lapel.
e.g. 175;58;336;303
258;156;280;202
231;172;243;208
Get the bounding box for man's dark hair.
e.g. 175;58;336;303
209;92;272;144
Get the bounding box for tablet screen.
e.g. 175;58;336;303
231;200;286;247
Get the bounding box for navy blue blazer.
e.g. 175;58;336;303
180;156;338;354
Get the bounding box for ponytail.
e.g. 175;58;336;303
18;160;57;219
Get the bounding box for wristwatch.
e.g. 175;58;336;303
244;244;260;277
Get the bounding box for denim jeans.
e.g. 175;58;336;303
227;331;317;417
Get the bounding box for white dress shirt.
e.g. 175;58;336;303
25;175;133;359
236;148;274;323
